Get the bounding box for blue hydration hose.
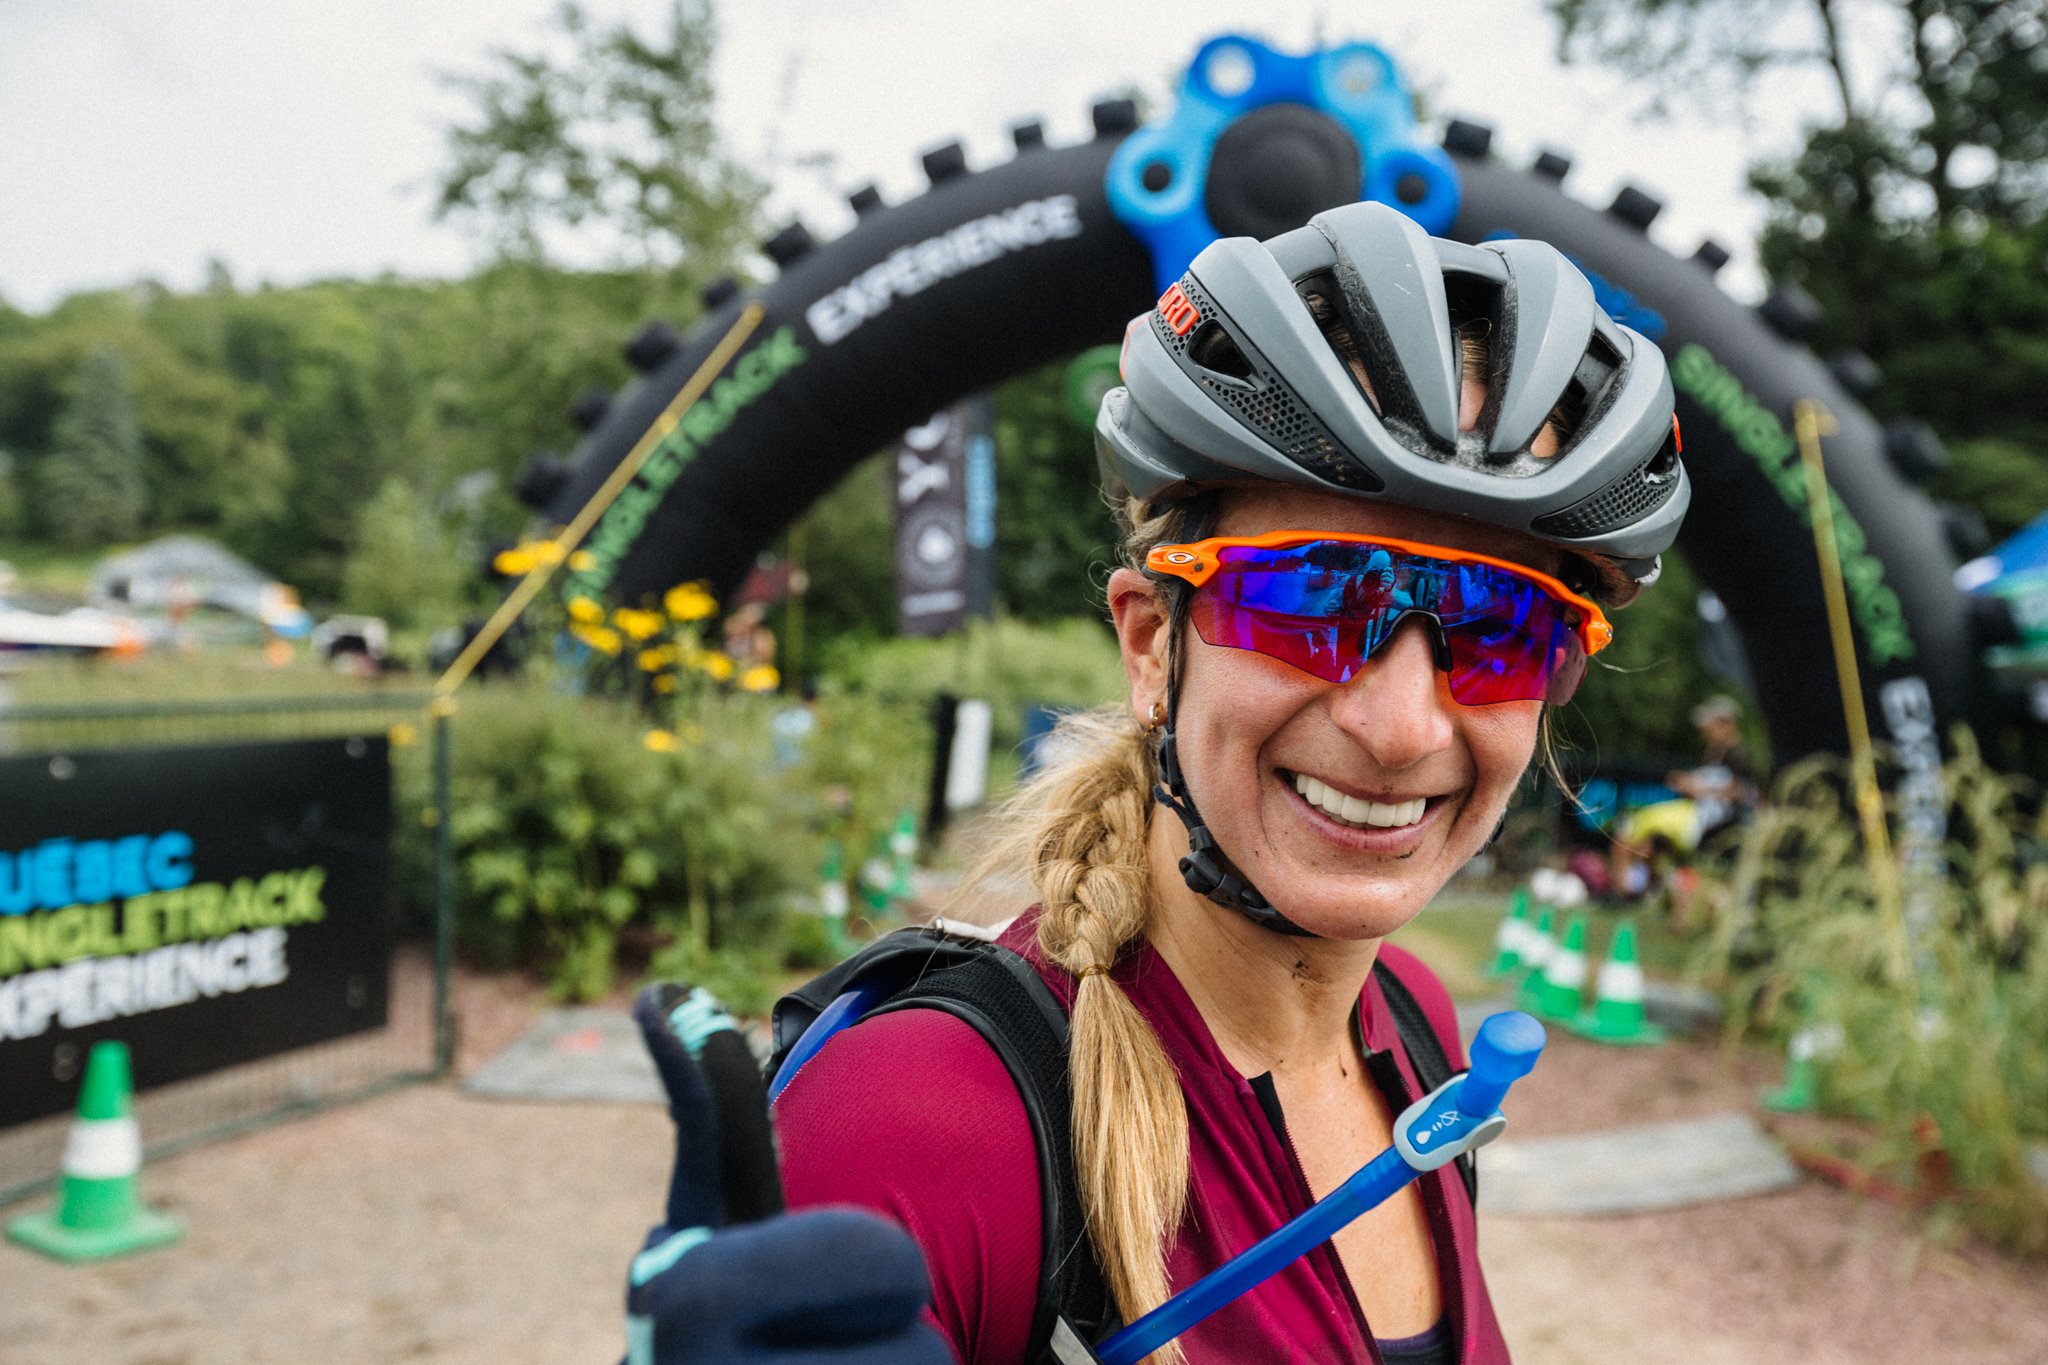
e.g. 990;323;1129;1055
1088;1011;1546;1365
767;983;890;1103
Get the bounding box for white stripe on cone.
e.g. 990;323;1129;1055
1544;949;1588;992
1594;959;1645;1003
1492;917;1524;958
62;1116;142;1180
819;882;849;919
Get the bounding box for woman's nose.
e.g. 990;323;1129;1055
1329;617;1456;768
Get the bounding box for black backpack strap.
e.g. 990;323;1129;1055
1372;959;1477;1206
870;947;1117;1362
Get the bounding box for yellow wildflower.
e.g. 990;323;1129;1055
738;664;781;694
664;581;717;623
698;650;736;682
567;597;605;625
643;729;678;753
614;607;664;641
572;623;623;655
651;674;678;694
637;646;675;673
568;550;596;572
493;546;536;576
533;541;566;566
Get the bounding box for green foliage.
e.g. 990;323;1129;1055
1561;553;1734;761
0;265;719;601
788;456;898;645
1933;439;2048;544
34;346;145;548
0;450;22;540
434;0;762;279
424;682;808;1000
1546;0;1823;114
823;615;1127;754
993;362;1122;622
340;477;467;630
1696;735;2048;1252
1551;0;2048;546
387;667;925;1002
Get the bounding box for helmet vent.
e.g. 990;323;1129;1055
1187;320;1254;381
1532;446;1683;539
1155;274;1383;492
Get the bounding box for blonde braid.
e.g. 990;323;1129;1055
938;492;1217;1361
1028;710;1188;1350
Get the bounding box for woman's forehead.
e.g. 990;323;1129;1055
1210;487;1564;575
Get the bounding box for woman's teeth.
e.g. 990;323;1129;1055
1294;773;1425;829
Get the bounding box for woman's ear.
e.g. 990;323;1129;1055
1107;568;1171;717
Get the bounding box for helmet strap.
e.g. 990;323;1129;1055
1152;586;1317;938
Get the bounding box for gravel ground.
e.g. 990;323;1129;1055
4;953;2045;1364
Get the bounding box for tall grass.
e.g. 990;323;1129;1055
1696;733;2048;1253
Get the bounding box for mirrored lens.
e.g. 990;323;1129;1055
1186;541;1589;705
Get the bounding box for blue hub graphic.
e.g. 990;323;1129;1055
1107;34;1462;292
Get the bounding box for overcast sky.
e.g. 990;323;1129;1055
0;0;1857;315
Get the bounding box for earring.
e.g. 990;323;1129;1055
1144;699;1167;732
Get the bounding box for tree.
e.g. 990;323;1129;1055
993;363;1124;623
0;449;23;539
34;346;145;548
341;476;466;629
434;0;763;285
1549;0;2048;534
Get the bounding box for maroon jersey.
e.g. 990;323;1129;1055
776;911;1511;1364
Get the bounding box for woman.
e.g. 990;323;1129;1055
632;201;1687;1365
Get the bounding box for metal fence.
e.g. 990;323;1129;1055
0;691;454;1207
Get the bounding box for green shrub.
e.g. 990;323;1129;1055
391;676;926;1001
1696;733;2048;1253
822;614;1125;754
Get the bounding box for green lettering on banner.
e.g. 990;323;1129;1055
83;904;121;958
565;325;810;600
0;913;48;976
187;882;228;939
254;871;293;926
1671;343;1916;664
122;891;161;953
287;868;328;924
46;905;90;964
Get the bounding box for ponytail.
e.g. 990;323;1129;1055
940;492;1219;1358
1028;710;1188;1351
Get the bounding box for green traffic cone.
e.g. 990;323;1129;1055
1485;888;1531;979
859;835;896;915
1760;1025;1826;1114
1534;914;1590;1023
8;1041;182;1262
887;810;917;903
817;840;853;955
1569;919;1668;1046
1514;907;1557;1014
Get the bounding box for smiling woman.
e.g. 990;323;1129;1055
639;201;1686;1365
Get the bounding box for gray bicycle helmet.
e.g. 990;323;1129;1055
1098;201;1687;604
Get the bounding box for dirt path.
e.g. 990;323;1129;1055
5;963;2045;1364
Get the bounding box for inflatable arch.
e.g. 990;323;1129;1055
522;34;2015;770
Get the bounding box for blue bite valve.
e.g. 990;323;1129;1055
1458;1011;1546;1118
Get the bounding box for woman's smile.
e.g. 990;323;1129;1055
1276;766;1451;856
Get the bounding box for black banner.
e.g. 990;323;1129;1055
0;736;392;1128
894;396;995;636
